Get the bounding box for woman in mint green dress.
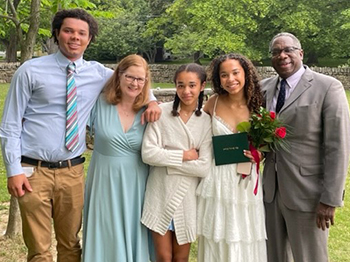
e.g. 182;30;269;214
83;54;157;262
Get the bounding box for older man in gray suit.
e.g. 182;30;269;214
261;32;350;262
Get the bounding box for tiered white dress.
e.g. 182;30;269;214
196;100;267;262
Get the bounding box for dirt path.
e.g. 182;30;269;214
0;203;62;262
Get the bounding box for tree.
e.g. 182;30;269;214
85;13;141;61
85;0;154;62
144;0;273;63
0;0;22;62
83;0;176;63
21;0;40;62
252;0;350;64
0;0;40;238
0;0;41;63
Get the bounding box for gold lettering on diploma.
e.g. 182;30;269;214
223;146;239;151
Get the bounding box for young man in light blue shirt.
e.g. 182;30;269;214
0;8;160;262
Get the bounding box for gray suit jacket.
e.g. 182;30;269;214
262;66;350;212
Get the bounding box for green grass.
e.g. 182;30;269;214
152;82;174;89
0;84;9;203
0;83;349;261
317;57;349;67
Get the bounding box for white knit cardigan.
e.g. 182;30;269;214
141;102;212;245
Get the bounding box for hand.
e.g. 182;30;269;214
7;174;32;198
316;202;335;231
243;150;263;163
183;148;199;161
141;101;162;125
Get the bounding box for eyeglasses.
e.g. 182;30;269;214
124;74;146;85
269;47;300;57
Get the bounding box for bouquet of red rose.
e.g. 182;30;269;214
237;107;288;153
236;107;288;195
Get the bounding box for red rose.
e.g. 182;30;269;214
275;127;286;138
270;111;276;120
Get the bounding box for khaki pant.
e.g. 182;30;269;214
18;162;84;262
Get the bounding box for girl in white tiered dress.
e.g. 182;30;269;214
196;53;267;262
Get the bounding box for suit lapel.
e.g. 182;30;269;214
279;67;313;113
265;77;279;111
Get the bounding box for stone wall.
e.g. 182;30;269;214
1;62;350;90
0;63;20;84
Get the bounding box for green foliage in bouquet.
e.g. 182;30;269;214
237;107;288;152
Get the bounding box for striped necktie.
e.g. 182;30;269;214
65;62;79;151
276;79;286;113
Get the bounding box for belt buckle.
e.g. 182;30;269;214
48;161;63;169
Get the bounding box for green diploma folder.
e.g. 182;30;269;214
212;132;250;166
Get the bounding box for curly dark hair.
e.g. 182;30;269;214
171;63;206;117
51;8;98;45
209;53;263;113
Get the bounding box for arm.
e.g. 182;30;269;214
142;119;212;178
0;64;33;196
317;79;350;228
141;89;161;124
141;121;184;167
320;80;350;205
166;119;212;178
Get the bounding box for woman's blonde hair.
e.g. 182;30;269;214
103;54;150;111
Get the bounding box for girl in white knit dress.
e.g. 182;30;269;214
141;63;212;261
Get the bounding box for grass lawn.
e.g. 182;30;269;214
0;84;9;203
152;82;174;89
0;83;349;261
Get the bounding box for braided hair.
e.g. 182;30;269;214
171;63;206;117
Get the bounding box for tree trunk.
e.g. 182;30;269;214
43;38;58;55
5;30;18;62
193;51;202;65
5;0;41;239
144;46;157;63
4;0;21;62
4;196;22;237
306;50;319;66
20;0;41;63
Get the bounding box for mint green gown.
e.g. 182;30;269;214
83;96;153;262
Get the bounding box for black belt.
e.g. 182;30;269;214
21;156;85;169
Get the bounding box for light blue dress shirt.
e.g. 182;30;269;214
0;51;155;177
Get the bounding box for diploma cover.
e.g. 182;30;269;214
212;132;250;166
